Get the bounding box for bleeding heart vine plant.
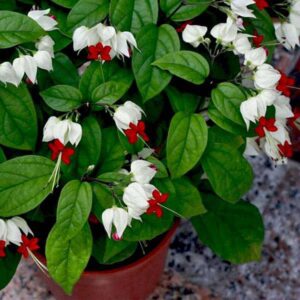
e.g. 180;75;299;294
0;0;299;295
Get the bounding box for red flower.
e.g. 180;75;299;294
253;30;264;48
17;235;40;259
276;72;295;97
176;21;193;33
278;141;293;158
255;0;269;10
146;190;169;218
88;42;112;61
48;139;75;165
124;121;149;144
288;109;300;131
255;117;278;138
0;240;6;258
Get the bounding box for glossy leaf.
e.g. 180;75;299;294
153;51;209;85
109;0;158;34
192;194;264;263
167;112;208;178
40;85;83;112
51;0;79;8
0;156;54;217
0;83;37;150
56;180;93;240
0;11;45;48
132;24;180;102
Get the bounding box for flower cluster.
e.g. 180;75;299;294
0;217;39;259
73;22;137;61
0;8;56;87
102;159;169;240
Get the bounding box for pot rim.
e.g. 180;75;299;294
83;218;180;275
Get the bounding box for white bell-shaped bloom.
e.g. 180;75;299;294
111;31;137;58
233;33;252;55
290;0;300;34
102;207;129;238
130;160;157;184
33;50;53;71
53;119;82;146
274;95;294;119
244;48;267;68
35;35;55;57
211;18;238;46
254;64;281;90
96;23;116;43
182;25;208;48
275;22;299;50
28;8;57;31
123;183;149;220
229;0;255;18
0;217;33;246
0;62;20;86
240;96;258;129
13;55;38;83
72;26;100;52
113;101;144;131
43;117;82;146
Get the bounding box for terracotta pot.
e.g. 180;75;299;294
39;220;179;300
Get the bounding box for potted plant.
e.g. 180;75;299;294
0;0;299;299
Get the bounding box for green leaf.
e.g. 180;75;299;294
0;146;6;163
209;83;247;135
56;180;93;240
153;51;209;85
0;11;45;48
165;86;200;113
192;194;264;263
67;0;109;34
40;85;83;112
171;177;206;218
50;53;80;87
46;223;92;295
0;248;21;289
0;0;16;10
0;83;37;150
132;24;180;102
160;0;210;21
63;116;101;178
92;183;114;220
51;0;79;9
201;129;253;203
98;127;125;174
109;0;158;34
79;61;134;101
93;236;137;265
91;81;129;105
0;156;54;217
167;112;208;178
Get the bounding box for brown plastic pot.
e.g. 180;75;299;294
38;220;179;300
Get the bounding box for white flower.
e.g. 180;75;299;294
240;90;277;129
96;23;116;43
72;26;100;52
130;160;157;184
254;64;281;89
275;22;299;50
211;18;238;45
290;0;300;33
33;50;53;71
35;36;55;57
244;138;261;156
102;207;130;238
0;62;20;86
244;48;267;68
28;8;57;31
111;31;138;58
274;94;294;119
42;117;82;146
182;25;208;48
229;0;255;18
0;217;33;246
236;18;245;31
123;182;149;220
13;55;38;84
113;101;144;131
233;33;252;55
